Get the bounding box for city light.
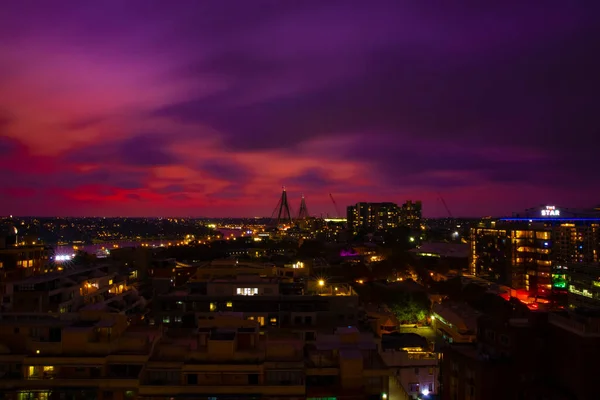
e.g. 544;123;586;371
318;279;325;287
54;255;73;262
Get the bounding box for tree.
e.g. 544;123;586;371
387;291;430;324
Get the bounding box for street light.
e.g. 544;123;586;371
318;279;325;287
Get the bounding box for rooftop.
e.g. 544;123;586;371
433;301;481;333
410;242;469;258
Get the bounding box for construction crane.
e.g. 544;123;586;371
438;192;453;218
329;193;342;218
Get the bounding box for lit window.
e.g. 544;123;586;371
226;302;233;307
236;288;258;296
210;303;217;311
163;316;170;323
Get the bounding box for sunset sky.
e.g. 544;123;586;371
1;1;598;217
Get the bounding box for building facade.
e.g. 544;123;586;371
0;312;389;400
347;201;422;233
566;262;600;309
400;201;422;230
469;205;600;298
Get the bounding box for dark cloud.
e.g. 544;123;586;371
63;116;107;131
119;134;176;167
287;168;336;189
0;136;19;156
156;2;599;177
66;134;176;167
169;193;191;201
156;184;186;194
1;0;599;216
206;184;246;201
199;160;252;182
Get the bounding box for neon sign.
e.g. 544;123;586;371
541;205;560;217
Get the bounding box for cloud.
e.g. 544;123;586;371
120;134;177;167
0;136;19;156
0;1;598;216
66;133;177;167
198;160;252;182
287;168;336;189
155;184;187;194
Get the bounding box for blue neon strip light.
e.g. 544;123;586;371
499;218;600;221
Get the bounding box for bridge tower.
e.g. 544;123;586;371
270;186;293;227
297;194;309;220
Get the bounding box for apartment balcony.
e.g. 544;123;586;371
27;339;63;355
137;384;305;397
1;377;139;389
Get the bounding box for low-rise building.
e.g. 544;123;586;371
0;311;388;400
0;312;159;400
431;302;480;344
152;275;360;341
305;326;390;399
380;333;439;399
2;264;145;316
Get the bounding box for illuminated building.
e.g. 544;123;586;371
0;312;156;400
0;226;52;280
347;202;401;233
400;200;422;229
1;226;53;311
469;205;600;298
380;333;439;398
0;312;388;399
566;262;600;309
1;264;144;315
152;274;359;337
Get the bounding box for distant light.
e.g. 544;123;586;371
318;279;325;287
422;388;430;396
409;237;415;242
381;393;387;400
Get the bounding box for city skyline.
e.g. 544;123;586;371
1;1;599;217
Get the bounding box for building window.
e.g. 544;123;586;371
210;303;217;311
162;316;170;323
428;367;434;375
236;288;258;296
226;302;233;308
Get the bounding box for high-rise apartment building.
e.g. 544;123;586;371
347;202;400;233
566;262;600;309
469;205;600;298
400;200;422;229
347;200;422;233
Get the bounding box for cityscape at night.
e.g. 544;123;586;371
1;1;599;400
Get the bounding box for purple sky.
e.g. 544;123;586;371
0;1;598;217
